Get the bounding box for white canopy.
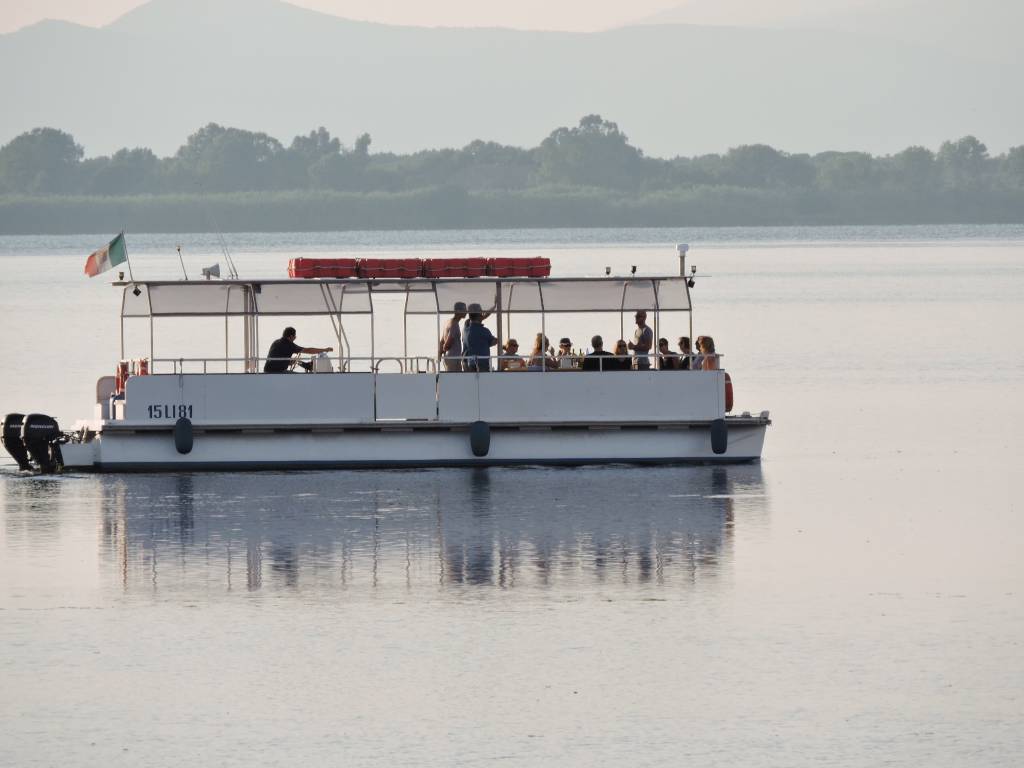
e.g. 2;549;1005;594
121;277;691;318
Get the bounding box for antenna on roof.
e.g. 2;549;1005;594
214;229;239;279
194;179;240;279
677;243;689;276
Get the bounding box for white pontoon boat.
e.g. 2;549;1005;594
2;246;770;472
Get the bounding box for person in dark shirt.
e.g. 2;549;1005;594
463;304;498;372
610;339;630;371
677;336;692;370
657;337;679;370
263;327;334;373
583;335;615;371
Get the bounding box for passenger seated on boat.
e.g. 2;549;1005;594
677;336;692;370
610;339;630;371
498;339;525;371
440;301;468;372
658;338;679;370
464;303;498;372
527;334;558;371
556;337;576;368
263;327;334;373
691;336;706;371
583;335;615;371
698;336;720;370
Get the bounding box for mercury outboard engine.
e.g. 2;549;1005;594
2;413;32;471
20;413;64;474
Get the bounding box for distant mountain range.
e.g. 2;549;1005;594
2;0;1019;158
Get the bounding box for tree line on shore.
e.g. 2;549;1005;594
1;115;1022;232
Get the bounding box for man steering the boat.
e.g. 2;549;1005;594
263;327;334;373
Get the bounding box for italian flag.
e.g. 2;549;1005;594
84;232;128;277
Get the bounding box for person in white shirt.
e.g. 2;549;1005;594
627;311;653;370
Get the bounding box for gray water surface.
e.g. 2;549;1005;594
2;227;1023;766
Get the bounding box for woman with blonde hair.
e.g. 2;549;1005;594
527;333;557;371
698;336;720;371
499;338;525;371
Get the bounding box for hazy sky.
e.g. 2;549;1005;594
0;0;865;34
0;0;659;33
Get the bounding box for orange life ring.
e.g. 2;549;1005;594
724;372;734;413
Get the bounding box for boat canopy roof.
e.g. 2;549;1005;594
120;277;692;318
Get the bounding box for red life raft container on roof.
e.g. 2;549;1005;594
422;258;488;278
356;258;423;279
487;257;551;278
288;258;358;279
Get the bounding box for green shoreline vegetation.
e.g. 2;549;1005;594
1;116;1022;234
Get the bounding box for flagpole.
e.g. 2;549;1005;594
176;246;189;280
122;228;135;281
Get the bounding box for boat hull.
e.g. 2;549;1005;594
59;418;768;472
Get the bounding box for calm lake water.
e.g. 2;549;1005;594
2;226;1023;766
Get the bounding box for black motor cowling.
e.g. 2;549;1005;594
20;413;64;474
2;413;32;471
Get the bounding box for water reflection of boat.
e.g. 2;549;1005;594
97;466;767;593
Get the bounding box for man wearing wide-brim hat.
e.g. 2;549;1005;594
440;301;468;372
464;302;498;372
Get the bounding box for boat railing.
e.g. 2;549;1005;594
150;354;719;375
446;353;721;372
369;357;438;374
152;356;441;375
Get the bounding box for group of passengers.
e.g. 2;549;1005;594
262;311;719;373
656;335;720;371
440;304;720;373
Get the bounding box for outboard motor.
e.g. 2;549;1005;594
2;413;32;471
20;413;64;474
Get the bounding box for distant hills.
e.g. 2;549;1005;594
1;0;1020;158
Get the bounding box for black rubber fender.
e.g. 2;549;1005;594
710;418;728;455
469;420;490;457
174;417;194;455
